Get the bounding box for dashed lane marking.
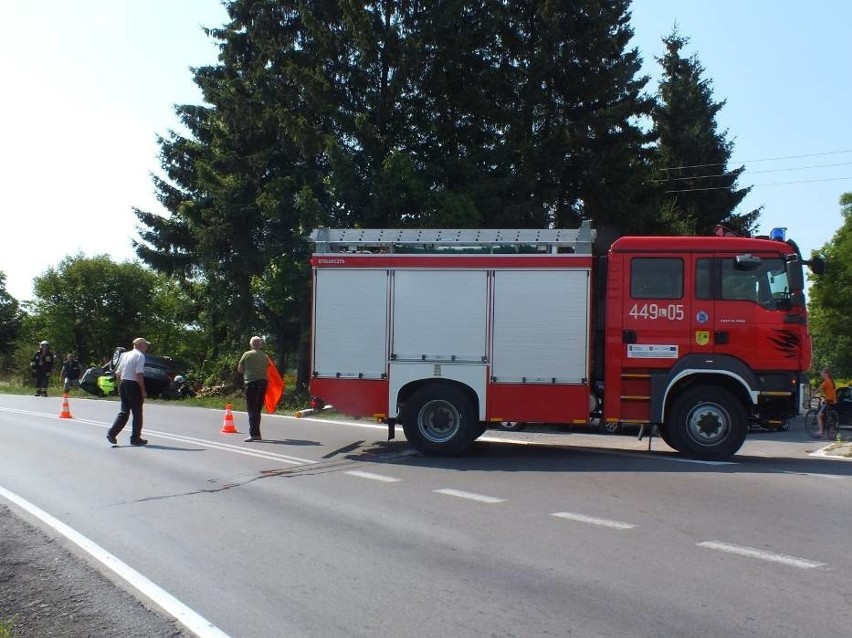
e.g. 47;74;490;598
697;541;826;569
434;488;506;504
345;470;401;482
551;511;636;529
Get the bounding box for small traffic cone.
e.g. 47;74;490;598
221;403;238;433
59;393;73;419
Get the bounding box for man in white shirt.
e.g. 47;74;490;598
107;338;150;446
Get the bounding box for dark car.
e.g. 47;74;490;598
109;347;178;399
833;386;852;426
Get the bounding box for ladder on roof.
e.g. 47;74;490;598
309;220;595;255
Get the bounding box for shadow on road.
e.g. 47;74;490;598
336;416;852;479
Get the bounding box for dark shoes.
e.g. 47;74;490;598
244;436;262;442
107;435;147;445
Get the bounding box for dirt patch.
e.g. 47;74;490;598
0;505;187;637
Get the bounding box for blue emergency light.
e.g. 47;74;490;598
769;227;787;241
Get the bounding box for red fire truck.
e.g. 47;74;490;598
307;222;821;460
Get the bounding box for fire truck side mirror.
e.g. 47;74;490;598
807;256;826;276
787;258;805;292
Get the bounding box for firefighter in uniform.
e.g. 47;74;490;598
31;340;55;397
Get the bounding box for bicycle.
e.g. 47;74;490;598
804;397;839;440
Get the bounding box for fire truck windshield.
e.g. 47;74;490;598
721;257;791;307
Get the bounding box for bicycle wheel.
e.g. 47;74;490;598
804;409;821;438
825;410;839;439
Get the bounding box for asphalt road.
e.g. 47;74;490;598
2;394;851;637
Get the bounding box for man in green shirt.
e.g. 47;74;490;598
237;336;270;442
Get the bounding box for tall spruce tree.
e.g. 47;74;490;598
496;1;656;234
652;29;755;235
135;1;340;379
132;0;685;386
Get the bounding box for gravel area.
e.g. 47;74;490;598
0;504;188;637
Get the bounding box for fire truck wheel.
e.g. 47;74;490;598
656;424;676;449
667;386;748;460
402;384;478;456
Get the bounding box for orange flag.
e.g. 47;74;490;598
265;358;285;414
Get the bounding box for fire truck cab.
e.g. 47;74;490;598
308;223;815;461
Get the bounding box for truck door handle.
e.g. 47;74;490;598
623;330;636;344
715;331;729;345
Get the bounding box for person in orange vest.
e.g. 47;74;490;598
30;340;55;397
237;336;270;442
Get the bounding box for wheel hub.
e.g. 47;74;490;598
687;404;729;445
418;400;460;442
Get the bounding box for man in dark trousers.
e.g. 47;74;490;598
237;336;270;442
107;338;150;446
60;353;82;393
30;340;55;396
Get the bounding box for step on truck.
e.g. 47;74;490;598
307;222;822;461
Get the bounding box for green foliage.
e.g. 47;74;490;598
11;255;212;382
0;272;23;374
808;192;852;376
651;28;755;235
134;0;662;387
24;255;159;365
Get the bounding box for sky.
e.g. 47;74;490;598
1;0;850;302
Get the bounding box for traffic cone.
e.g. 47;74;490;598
59;393;73;419
221;403;238;433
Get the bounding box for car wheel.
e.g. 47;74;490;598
598;421;621;435
494;421;528;432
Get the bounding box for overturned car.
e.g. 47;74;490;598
80;347;178;399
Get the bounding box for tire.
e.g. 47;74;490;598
804;409;820;438
666;386;748;461
656;423;676;449
401;384;478;456
598;421;621;435
495;421;528;432
826;410;839;439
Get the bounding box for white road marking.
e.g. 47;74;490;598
698;541;825;569
149;431;316;465
0;485;231;638
434;488;506;503
551;511;636;529
345;470;401;482
650;456;736;466
477;432;737;464
0;408;316;466
783;471;846;480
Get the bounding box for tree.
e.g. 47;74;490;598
135;1;339;387
807;192;852;376
651;28;756;236
24;255;172;368
131;1;692;389
0;272;23;374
